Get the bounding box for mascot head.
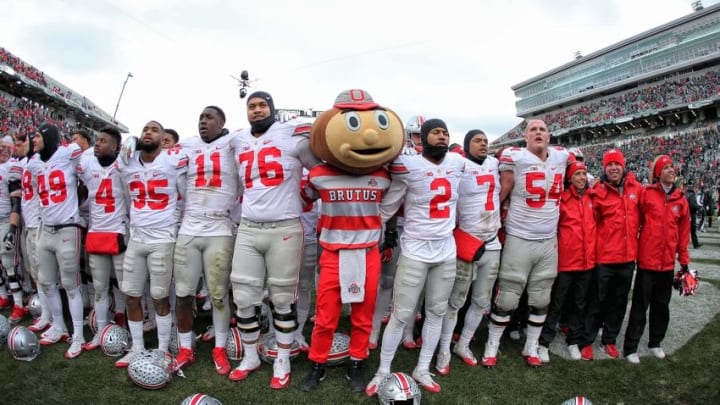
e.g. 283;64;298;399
310;89;404;174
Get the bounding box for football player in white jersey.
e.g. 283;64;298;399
71;129;94;310
76;127;128;352
367;119;465;395
0;139;25;323
173;106;237;375
482;119;571;368
227;91;321;389
436;130;502;374
26;124;86;358
114;120;189;368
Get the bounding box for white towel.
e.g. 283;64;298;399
339;249;366;304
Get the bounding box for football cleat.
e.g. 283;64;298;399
453;344;478;367
538;346;550;363
9;305;27;324
228;356;262;381
568;344;582;360
174;347;197;372
270;357;291;389
482;341;499;368
212;347;231;375
39;326;69;346
65;337;85;359
365;372;388;397
202;325;215;342
28;318;51;333
402;339;417;350
82;332;102;351
522;353;542;367
0;295;11;309
411;369;441;393
435;351;451;375
115;349;141;368
580;345;594;360
602;344;619;359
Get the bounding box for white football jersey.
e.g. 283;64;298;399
26;143;83;226
230;121;320;222
77;153;128;234
0;160;23;219
178;134;239;236
78;148;94;227
18;158;40;228
381;153;465;262
458;155;502;251
116;148;188;238
500;146;570;240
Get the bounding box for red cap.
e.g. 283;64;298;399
566;161;587;179
602;149;625;170
652;154;673;181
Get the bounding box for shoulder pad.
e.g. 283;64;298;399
293;123;312;138
388;160;409;175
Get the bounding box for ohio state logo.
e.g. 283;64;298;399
348;283;361;295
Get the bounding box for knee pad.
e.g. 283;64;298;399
271;303;297;333
494;289;521;313
528;306;548;326
150;285;169;300
490;309;512;326
426;298;449;318
235;305;261;334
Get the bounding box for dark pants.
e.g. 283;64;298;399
583;262;634;347
540;269;593;347
623;269;673;355
690;214;700;247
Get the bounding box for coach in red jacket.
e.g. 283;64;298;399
581;149;642;360
623;155;690;364
538;161;596;362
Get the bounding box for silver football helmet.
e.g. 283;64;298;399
568;147;584;162
127;349;174;390
100;324;130;357
27;294;42;319
88;308;110;335
8;326;40;361
258;333;301;364
326;332;350;366
377;372;421;405
560;396;593;405
120;136;138;165
226;327;243;361
180;394;223;405
0;314;11;346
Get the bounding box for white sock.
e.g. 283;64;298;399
417;311;442;372
212;293;230;348
12;290;24;308
524;324;543;354
95;293;110;332
241;330;260;363
66;287;85;339
487;322;505;348
458;305;485;348
179;331;194;349
379;314;405;374
46;285;67;331
37;289;51;322
155;312;173;352
439;310;458;353
128;320;145;351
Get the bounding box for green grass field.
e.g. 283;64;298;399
2;234;719;405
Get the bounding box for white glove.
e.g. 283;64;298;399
120;136;138;164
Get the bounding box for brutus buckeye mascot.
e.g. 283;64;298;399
299;89;404;393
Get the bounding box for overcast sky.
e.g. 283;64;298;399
1;0;717;144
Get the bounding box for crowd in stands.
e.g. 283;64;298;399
0;47;47;86
0;91;75;138
497;68;720;143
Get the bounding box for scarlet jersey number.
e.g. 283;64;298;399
129;179;169;210
475;174;496;211
95;178;116;213
195;152;222;188
238;146;285;189
525;172;563;208
429;178;452;219
37;170;67;206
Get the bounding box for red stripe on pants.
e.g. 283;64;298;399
308;246;380;363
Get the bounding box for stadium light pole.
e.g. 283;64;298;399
112;72;133;121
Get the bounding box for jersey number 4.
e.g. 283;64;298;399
525;172;563;208
238;146;284;189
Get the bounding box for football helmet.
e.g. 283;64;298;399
226;327;243;361
258;333;301;364
568;147;584;162
127;349;174;390
100;324;131;357
180;394;223;405
120;136;138;165
326;332;351;366
88;308;110;335
8;326;40;361
377;372;421;405
27;294;42;319
674;268;699;296
404;115;425;153
560;396;593;405
0;314;12;346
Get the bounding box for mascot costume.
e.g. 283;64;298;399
299;89;404;393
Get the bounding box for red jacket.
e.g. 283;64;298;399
637;183;691;271
558;185;596;272
592;173;643;264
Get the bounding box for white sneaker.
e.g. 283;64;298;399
411;368;441;393
626;353;640;364
538;346;550;363
270;357;291;389
115;349;141;368
568;344;582;360
649;347;666;359
365;372;388;397
435;351;451;375
82;332;103;351
65;337;85;359
40;326;69;345
452;343;478;366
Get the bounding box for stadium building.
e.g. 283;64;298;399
492;2;720;154
275;108;324;124
1;47;128;139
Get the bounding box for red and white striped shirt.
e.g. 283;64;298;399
306;164;390;251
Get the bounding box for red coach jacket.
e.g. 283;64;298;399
558;185;597;272
592;172;643;264
637;183;691;271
